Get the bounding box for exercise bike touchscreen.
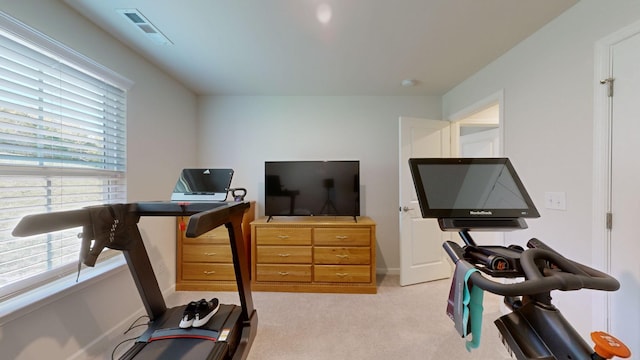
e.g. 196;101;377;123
408;157;539;231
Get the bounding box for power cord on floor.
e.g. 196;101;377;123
111;315;149;360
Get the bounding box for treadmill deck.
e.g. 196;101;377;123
122;304;243;360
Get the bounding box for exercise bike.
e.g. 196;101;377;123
444;232;630;359
407;157;631;360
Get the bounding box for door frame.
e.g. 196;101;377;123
447;89;505;156
592;19;640;332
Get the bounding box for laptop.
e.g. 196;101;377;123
170;168;234;202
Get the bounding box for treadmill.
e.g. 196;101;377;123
12;200;257;360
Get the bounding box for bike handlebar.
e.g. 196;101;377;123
443;240;620;297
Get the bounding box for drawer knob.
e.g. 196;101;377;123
336;272;349;277
203;270;216;275
277;235;290;239
204;252;217;256
335;254;349;259
278;271;289;276
278;253;291;257
335;235;349;239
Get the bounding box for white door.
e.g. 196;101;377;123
608;31;640;354
459;127;500;157
399;117;452;286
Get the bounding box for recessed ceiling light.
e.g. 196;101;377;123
401;79;418;87
116;9;173;45
316;3;332;24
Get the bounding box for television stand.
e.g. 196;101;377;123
251;216;376;294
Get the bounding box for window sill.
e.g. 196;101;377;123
0;255;127;326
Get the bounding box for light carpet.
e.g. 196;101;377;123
163;275;513;360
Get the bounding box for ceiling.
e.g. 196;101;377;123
63;0;577;96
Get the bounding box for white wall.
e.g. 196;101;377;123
197;96;441;272
443;0;640;339
6;0;639;357
0;1;198;359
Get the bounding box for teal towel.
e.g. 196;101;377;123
463;268;484;351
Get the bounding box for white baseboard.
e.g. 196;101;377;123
377;267;399;275
69;309;147;360
70;284;176;360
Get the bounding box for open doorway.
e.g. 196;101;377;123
451;103;503;248
451;104;500;157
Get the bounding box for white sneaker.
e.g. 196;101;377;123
179;301;198;328
192;298;220;327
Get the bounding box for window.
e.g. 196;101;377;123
0;12;131;301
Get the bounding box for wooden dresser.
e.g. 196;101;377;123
250;216;376;294
176;201;255;291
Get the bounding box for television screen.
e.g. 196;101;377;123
408;158;539;219
265;161;360;217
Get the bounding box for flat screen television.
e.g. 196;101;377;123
408;158;539;230
264;160;360;219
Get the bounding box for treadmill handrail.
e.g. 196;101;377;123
185;202;247;238
11;202;238;238
12;208;92;237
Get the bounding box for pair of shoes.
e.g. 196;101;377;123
179;298;220;328
193;298;220;327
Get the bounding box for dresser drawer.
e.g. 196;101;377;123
256;264;312;282
257;246;312;264
182;263;236;281
183;244;232;263
181;221;229;245
314;247;370;265
314;265;371;283
314;228;370;246
256;227;312;245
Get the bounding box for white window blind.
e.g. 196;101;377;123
0;14;128;299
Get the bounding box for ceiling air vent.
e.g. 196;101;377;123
116;9;172;45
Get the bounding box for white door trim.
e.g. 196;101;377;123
446;89;505;155
592;18;640;332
